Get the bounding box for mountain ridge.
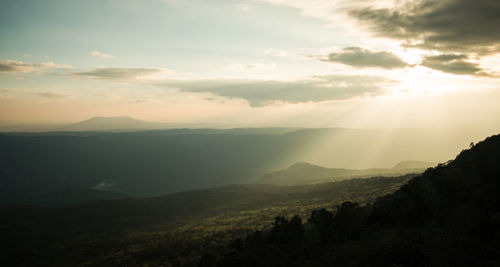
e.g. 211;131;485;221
258;160;435;186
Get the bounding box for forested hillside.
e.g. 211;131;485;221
209;134;500;266
0;175;412;266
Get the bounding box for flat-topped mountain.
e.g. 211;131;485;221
58;116;169;131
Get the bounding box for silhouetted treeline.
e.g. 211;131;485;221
203;134;500;266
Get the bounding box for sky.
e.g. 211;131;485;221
1;0;499;129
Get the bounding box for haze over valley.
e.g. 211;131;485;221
1;117;495;206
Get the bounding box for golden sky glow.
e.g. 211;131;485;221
0;0;499;129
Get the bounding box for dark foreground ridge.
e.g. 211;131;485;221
206;134;500;266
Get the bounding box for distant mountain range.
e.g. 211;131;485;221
0;116;299;133
257;160;436;186
0;116;174;132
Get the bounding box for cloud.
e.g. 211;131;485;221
256;0;374;22
72;67;171;80
31;92;69;99
163;75;392;107
263;49;308;60
324;47;409;69
0;60;73;73
420;54;487;76
229;62;277;71
91;51;115;59
236;3;254;12
349;0;500;55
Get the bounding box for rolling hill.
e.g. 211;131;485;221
257;161;435;186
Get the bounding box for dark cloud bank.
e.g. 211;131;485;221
349;0;500;55
325;0;499;77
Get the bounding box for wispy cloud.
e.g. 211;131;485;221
229;62;277;71
31;92;69;99
163;75;393;107
91;51;115;59
263;49;308;60
72;67;172;80
0;60;73;73
255;0;390;26
235;3;254;12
